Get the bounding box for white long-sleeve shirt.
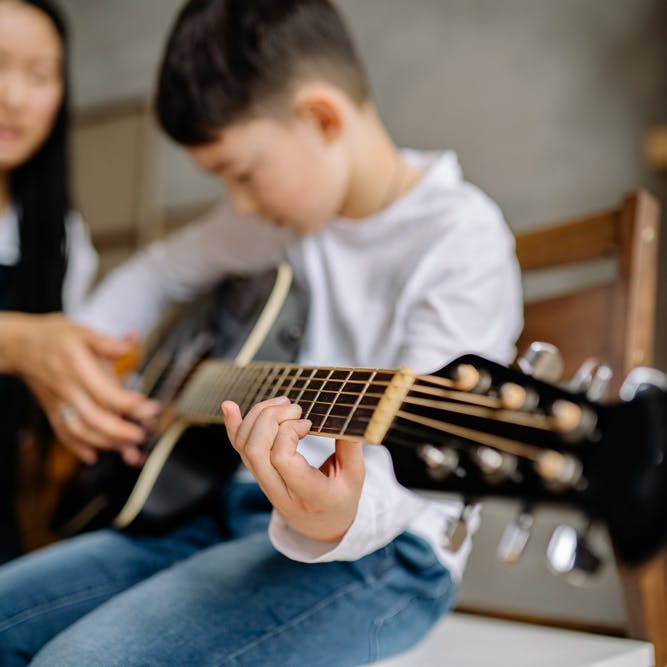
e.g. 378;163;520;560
76;150;523;581
0;207;98;313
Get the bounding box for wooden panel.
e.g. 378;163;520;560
72;109;145;236
645;125;667;171
518;285;617;379
516;212;618;271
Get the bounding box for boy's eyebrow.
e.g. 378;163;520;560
210;160;231;172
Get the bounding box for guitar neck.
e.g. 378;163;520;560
174;359;416;443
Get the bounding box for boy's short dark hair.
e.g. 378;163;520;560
155;0;369;146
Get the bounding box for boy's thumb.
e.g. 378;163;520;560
334;439;365;476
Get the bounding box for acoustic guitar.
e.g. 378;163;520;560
53;265;667;569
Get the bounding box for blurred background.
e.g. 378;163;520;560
57;0;667;632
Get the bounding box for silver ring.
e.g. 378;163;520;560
58;405;77;423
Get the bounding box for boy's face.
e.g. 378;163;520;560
187;113;349;235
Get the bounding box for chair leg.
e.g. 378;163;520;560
616;548;667;667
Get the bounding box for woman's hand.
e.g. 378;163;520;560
222;396;365;543
0;313;160;465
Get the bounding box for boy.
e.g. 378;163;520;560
0;1;522;664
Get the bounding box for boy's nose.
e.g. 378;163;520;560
228;185;259;217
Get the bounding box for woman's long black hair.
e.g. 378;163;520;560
8;0;70;313
0;0;72;560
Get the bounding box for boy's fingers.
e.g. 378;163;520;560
221;401;243;444
232;397;291;451
269;420;320;494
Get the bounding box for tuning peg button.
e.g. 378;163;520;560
620;367;667;401
546;524;603;584
587;364;613;403
497;511;534;565
473;446;518;484
517;342;564;383
417;444;459;481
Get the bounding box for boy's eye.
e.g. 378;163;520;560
235;172;252;184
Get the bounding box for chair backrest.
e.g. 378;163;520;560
515;190;660;389
459;190;667;663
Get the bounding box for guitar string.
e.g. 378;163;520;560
180;363;575;449
185;372;558;435
393;410;545;461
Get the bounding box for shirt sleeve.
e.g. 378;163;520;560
398;197;524;374
62;212;99;315
73;203;292;337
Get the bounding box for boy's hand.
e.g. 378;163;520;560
6;313;160;465
222;397;365;543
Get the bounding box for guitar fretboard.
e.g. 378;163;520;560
175;359;406;441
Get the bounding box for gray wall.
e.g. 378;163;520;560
61;0;667;367
58;0;667;626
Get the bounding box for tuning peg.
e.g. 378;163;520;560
453;364;492;394
620;367;667;401
473;446;518;484
587;364;613;403
443;504;476;553
417;444;459;481
567;359;613;403
500;383;539;411
517;342;564;383
546;524;603;584
497;509;534;565
534;450;584;491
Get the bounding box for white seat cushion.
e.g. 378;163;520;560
374;613;653;667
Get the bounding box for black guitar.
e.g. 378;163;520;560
54;268;667;566
52;262;309;536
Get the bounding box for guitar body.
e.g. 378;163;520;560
52;264;308;536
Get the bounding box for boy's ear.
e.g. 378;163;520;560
294;90;344;142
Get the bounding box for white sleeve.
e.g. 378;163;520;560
269;445;427;562
398;203;524;373
62;212;99;315
73;203;292;337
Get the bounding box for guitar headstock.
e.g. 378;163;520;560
384;344;667;566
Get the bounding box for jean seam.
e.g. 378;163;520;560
215;579;367;667
0;580;135;633
369;571;455;661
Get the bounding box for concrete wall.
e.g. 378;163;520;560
60;0;667;364
57;0;667;627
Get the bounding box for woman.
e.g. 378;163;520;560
0;0;157;562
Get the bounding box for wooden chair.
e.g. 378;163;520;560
514;189;666;663
496;190;665;663
380;190;662;667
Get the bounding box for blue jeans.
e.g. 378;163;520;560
0;482;455;666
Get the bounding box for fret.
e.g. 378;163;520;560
224;364;248;407
280;366;304;399
316;369;353;434
176;361;400;433
305;369;334;429
261;364;282;401
292;368;318;404
241;365;274;413
238;365;269;414
340;370;377;436
265;365;292;399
